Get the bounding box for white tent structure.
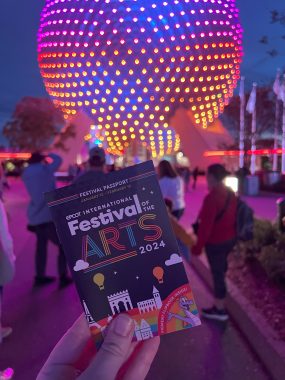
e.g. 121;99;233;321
170;108;234;170
56;108;234;171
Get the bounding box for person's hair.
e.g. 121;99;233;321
89;156;105;168
207;163;228;182
158;160;178;179
164;198;173;212
28;152;45;164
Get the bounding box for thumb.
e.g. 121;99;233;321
79;314;135;380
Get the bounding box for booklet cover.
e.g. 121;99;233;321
45;161;200;344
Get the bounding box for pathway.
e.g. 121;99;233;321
0;178;273;380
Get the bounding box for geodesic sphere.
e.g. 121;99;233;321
38;0;242;153
85;121;180;157
145;126;181;158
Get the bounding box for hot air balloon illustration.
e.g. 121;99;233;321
93;273;105;290
153;266;164;284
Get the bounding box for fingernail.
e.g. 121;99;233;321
113;314;134;337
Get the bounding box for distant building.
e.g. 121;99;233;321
137;286;162;314
170;108;234;170
135;319;154;341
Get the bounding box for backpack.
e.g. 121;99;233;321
236;198;254;241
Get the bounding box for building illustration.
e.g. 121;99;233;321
83;300;102;329
83;300;95;324
107;286;162;316
135;319;154;341
108;290;134;315
137;286;162;314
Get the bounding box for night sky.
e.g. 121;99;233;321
0;0;284;144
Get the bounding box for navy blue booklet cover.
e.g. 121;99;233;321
45;161;200;344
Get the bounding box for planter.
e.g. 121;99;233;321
243;175;259;196
190;254;285;380
263;171;281;186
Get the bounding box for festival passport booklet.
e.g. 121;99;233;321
45;161;200;344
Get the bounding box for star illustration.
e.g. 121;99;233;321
114;271;118;275
150;191;154;194
142;187;146;191
136;276;140;280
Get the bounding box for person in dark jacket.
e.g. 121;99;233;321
73;146;106;185
22;152;72;287
192;164;237;321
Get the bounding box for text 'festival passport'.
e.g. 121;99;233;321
46;161;200;344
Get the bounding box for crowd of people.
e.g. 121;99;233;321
0;147;240;379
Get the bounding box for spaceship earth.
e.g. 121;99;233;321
38;0;242;156
85;122;181;157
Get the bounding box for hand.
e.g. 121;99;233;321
37;314;160;380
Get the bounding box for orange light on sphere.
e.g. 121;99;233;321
142;127;181;159
85;124;180;158
38;0;242;155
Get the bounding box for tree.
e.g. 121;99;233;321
259;9;285;58
3;97;75;151
220;86;278;149
270;9;285;26
53;122;76;151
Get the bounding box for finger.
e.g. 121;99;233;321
37;314;92;380
103;325;140;369
79;314;135;380
126;341;140;362
123;337;160;380
116;341;140;379
48;314;91;362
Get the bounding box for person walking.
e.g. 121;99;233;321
184;166;191;193
157;160;185;220
192;164;237;321
0;165;9;200
22;152;72;287
192;166;199;190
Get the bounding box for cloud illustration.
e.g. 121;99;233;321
73;259;90;272
165;253;183;266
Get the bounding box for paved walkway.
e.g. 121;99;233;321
0;178;274;380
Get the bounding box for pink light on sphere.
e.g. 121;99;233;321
38;0;242;156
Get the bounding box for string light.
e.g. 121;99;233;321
38;0;242;156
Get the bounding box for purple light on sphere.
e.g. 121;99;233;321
38;0;242;156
